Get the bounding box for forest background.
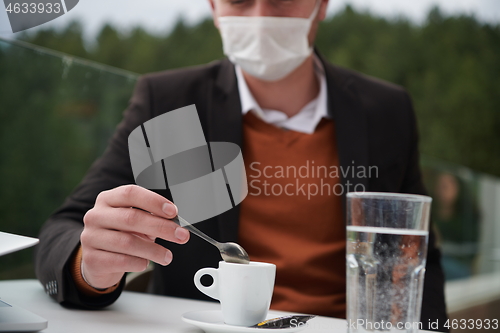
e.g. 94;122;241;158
19;6;500;176
0;5;498;278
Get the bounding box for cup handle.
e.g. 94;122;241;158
194;267;219;300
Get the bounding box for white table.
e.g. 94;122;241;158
0;280;434;333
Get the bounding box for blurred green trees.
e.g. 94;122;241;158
0;36;137;279
19;6;500;177
0;6;498;279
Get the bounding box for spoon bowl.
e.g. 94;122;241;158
219;242;250;264
172;215;250;264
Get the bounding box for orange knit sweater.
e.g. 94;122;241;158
72;112;347;318
238;112;346;318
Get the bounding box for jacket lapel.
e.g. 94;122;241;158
207;58;243;242
207;55;370;239
318;53;369;218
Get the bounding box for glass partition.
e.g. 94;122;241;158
0;37;138;279
421;158;500;280
0;38;499;296
422;158;500;318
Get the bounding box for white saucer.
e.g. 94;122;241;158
182;310;307;333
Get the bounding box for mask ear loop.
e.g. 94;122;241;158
308;0;322;22
306;0;322;52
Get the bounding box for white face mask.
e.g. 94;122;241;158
218;1;321;82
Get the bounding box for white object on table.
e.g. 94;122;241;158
0;233;47;332
194;261;276;326
0;232;38;256
0;280;437;333
182;310;306;333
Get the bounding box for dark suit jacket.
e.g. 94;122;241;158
34;53;448;331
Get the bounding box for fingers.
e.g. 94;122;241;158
83;249;149;274
81;228;173;266
84;206;190;244
80;185;190;289
96;185;178;219
81;249;149;289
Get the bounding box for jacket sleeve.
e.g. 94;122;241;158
34;76;154;308
400;92;449;332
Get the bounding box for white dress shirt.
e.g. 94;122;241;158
235;55;329;134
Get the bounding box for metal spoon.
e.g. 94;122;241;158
172;215;250;264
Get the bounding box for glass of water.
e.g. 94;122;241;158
346;192;432;333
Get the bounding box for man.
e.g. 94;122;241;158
35;0;448;330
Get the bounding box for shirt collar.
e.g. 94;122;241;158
236;55;329;134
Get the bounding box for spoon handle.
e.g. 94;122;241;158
171;215;220;248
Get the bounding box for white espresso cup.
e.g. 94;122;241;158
194;261;276;326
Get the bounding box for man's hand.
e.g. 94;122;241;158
80;185;190;289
